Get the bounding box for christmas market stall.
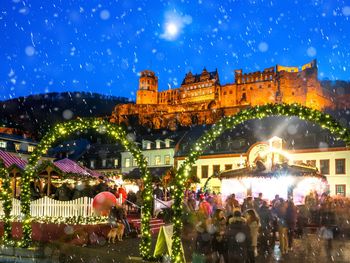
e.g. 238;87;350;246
220;162;327;205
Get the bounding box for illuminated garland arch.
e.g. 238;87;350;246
171;103;350;262
19;118;153;259
0;161;12;245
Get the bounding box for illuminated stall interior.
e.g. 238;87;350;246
36;158;101;196
219;137;328;204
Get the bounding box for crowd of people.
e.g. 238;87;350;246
184;189;340;263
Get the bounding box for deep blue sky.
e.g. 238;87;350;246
1;0;349;101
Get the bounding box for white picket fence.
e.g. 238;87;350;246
0;196;172;218
0;196;94;218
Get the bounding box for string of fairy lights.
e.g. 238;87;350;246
0;104;349;262
170;103;350;262
0;161;13;245
0;215;108;225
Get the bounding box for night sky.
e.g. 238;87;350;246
1;0;350;101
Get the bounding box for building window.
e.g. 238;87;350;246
165;140;171;148
306;160;316;167
213;165;220;176
14;143;21;151
225;164;232;170
164;155;170;165
335;184;346;196
28;145;35;152
155;156;161;165
156;141;161;149
191;166;197;177
201;165;209;179
133;158;138;167
102;159;106;167
335;159;345;174
90;160;95;169
114;159;119;167
125;158;130;168
320;160;330;175
0;141;7;148
147;142;151;149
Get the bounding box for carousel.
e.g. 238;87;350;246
219;137;328;204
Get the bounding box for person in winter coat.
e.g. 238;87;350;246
225;210;253;263
54;182;72;201
245;209;260;258
257;200;273;254
30;181;41;200
118;185;127;203
242;196;254;213
153;184;164;200
126;190;137;211
286;199;297;250
195;217;213;262
198;197;212;218
71;181;94;199
277;200;289;255
135;189;143;214
211;209;227;263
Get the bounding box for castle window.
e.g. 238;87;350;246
268;84;271;88
223;91;227;95
259;85;262;89
292;92;295;96
229;90;233;94
250;87;253;90
242;88;245;91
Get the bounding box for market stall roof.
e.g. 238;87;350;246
219;163;326;180
124;166;171;181
0;150;27;170
37;158;101;179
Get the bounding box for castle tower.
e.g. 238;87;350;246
136;70;158;104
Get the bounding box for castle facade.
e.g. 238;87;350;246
111;60;337;130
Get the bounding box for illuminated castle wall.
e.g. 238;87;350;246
111;60;336;129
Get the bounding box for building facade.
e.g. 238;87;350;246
176;137;350;198
0;130;39;161
111;60;346;130
120;132;185;177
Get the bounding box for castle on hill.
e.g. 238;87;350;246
110;60;344;130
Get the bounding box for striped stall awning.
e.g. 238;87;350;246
0;150;27;170
53;158;91;176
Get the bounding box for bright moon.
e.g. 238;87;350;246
166;23;178;36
